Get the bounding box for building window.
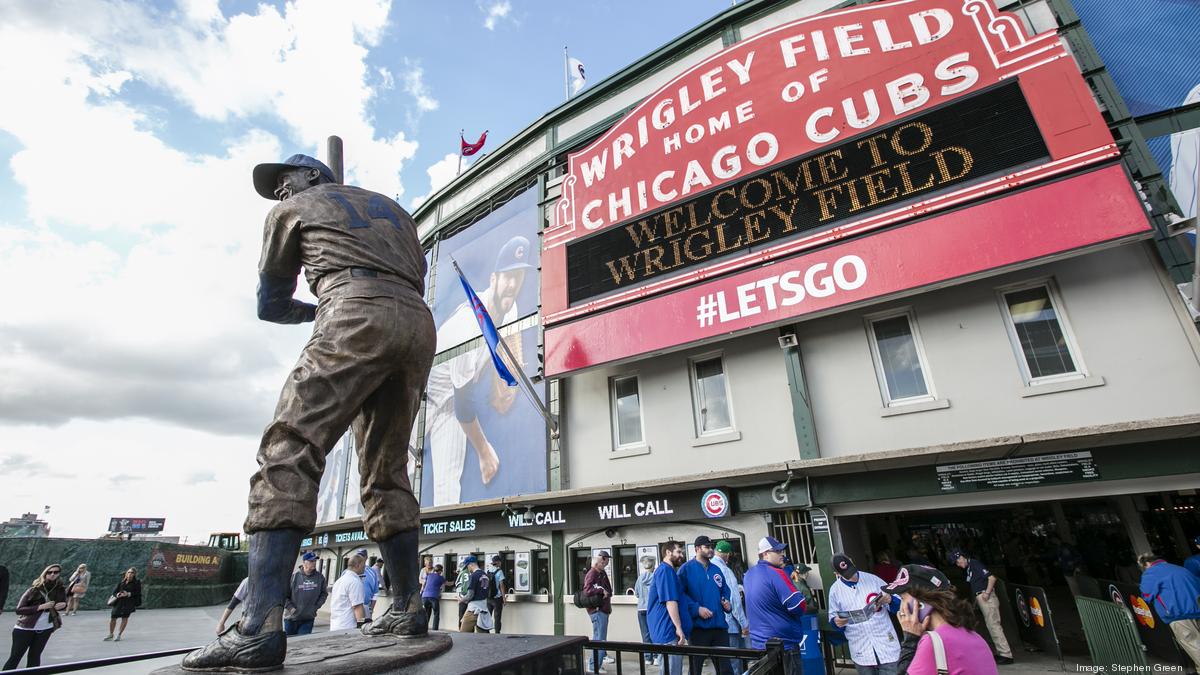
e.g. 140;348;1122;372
690;355;734;435
612;545;637;594
999;281;1084;384
533;549;550;595
610;375;645;448
866;310;935;405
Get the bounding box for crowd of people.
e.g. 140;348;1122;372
603;537;1012;675
0;562;142;670
4;534;1198;672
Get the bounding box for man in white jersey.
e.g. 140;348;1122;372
425;236;532;505
826;554;900;675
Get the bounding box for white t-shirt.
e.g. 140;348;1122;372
329;570;366;631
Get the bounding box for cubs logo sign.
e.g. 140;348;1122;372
1015;589;1030;627
702;489;730;518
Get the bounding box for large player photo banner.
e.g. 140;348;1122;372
1071;0;1200;220
422;185;546;507
432;188;540;352
421;324;547;507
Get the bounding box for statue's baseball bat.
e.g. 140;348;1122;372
327;135;344;184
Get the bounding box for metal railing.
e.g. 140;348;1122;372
582;639;789;675
1075;596;1149;668
0;647;196;674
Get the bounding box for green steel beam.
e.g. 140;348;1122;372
780;326;820;460
552;529;566;635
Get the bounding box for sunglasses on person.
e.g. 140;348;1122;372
46;570;60;576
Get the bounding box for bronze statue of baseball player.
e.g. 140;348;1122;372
182;155;436;671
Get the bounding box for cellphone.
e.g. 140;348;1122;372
916;601;934;622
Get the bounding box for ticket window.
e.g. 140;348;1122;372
612;545;638;594
571;548;592;592
499;551;516;594
442;554;458;591
534;550;551;595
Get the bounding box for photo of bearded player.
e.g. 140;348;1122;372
424;235;532;506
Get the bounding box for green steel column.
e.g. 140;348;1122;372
552;529;566;635
780;326;819;460
809;508;835;604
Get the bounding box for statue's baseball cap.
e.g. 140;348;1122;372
884;564;951;595
831;554;858;579
253;154;337;200
757;536;787;554
495;236;534;273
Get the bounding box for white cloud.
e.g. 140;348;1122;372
0;420;259;541
401;59;439;113
0;0;413;540
409;152;462;209
3;0;415;204
481;0;513;31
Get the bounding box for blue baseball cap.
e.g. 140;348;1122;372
494;235;534;273
462;555;478;566
253;154;337;200
757;536;787;554
302;551;318;562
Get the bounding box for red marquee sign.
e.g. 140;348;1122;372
541;0;1140;375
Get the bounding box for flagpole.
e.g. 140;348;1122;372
457;128;463;176
450;259;559;438
563;46;570;101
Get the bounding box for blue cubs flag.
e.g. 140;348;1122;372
453;261;518;387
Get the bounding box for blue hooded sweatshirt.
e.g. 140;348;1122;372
678;558;730;631
744;560;808;649
1140;560;1200;622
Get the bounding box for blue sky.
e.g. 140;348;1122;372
0;0;729;541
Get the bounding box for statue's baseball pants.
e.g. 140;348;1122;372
245;276;435;540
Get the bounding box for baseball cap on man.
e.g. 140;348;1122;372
715;541;733;554
253;154;337;200
301;551;318;562
494;236;534;273
694;535;714;548
492;555;502;563
948;550;966;563
831;554;858;579
884;564;951;595
462;555;478;566
595;550;611;559
757;536;787;554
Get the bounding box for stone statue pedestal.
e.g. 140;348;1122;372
149;631;588;674
151;631;452;675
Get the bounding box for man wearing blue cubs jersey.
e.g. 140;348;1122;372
677;536;732;675
744;536;808;675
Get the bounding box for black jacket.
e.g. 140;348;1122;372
111;578;143;615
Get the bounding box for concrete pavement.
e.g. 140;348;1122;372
0;604;1171;674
